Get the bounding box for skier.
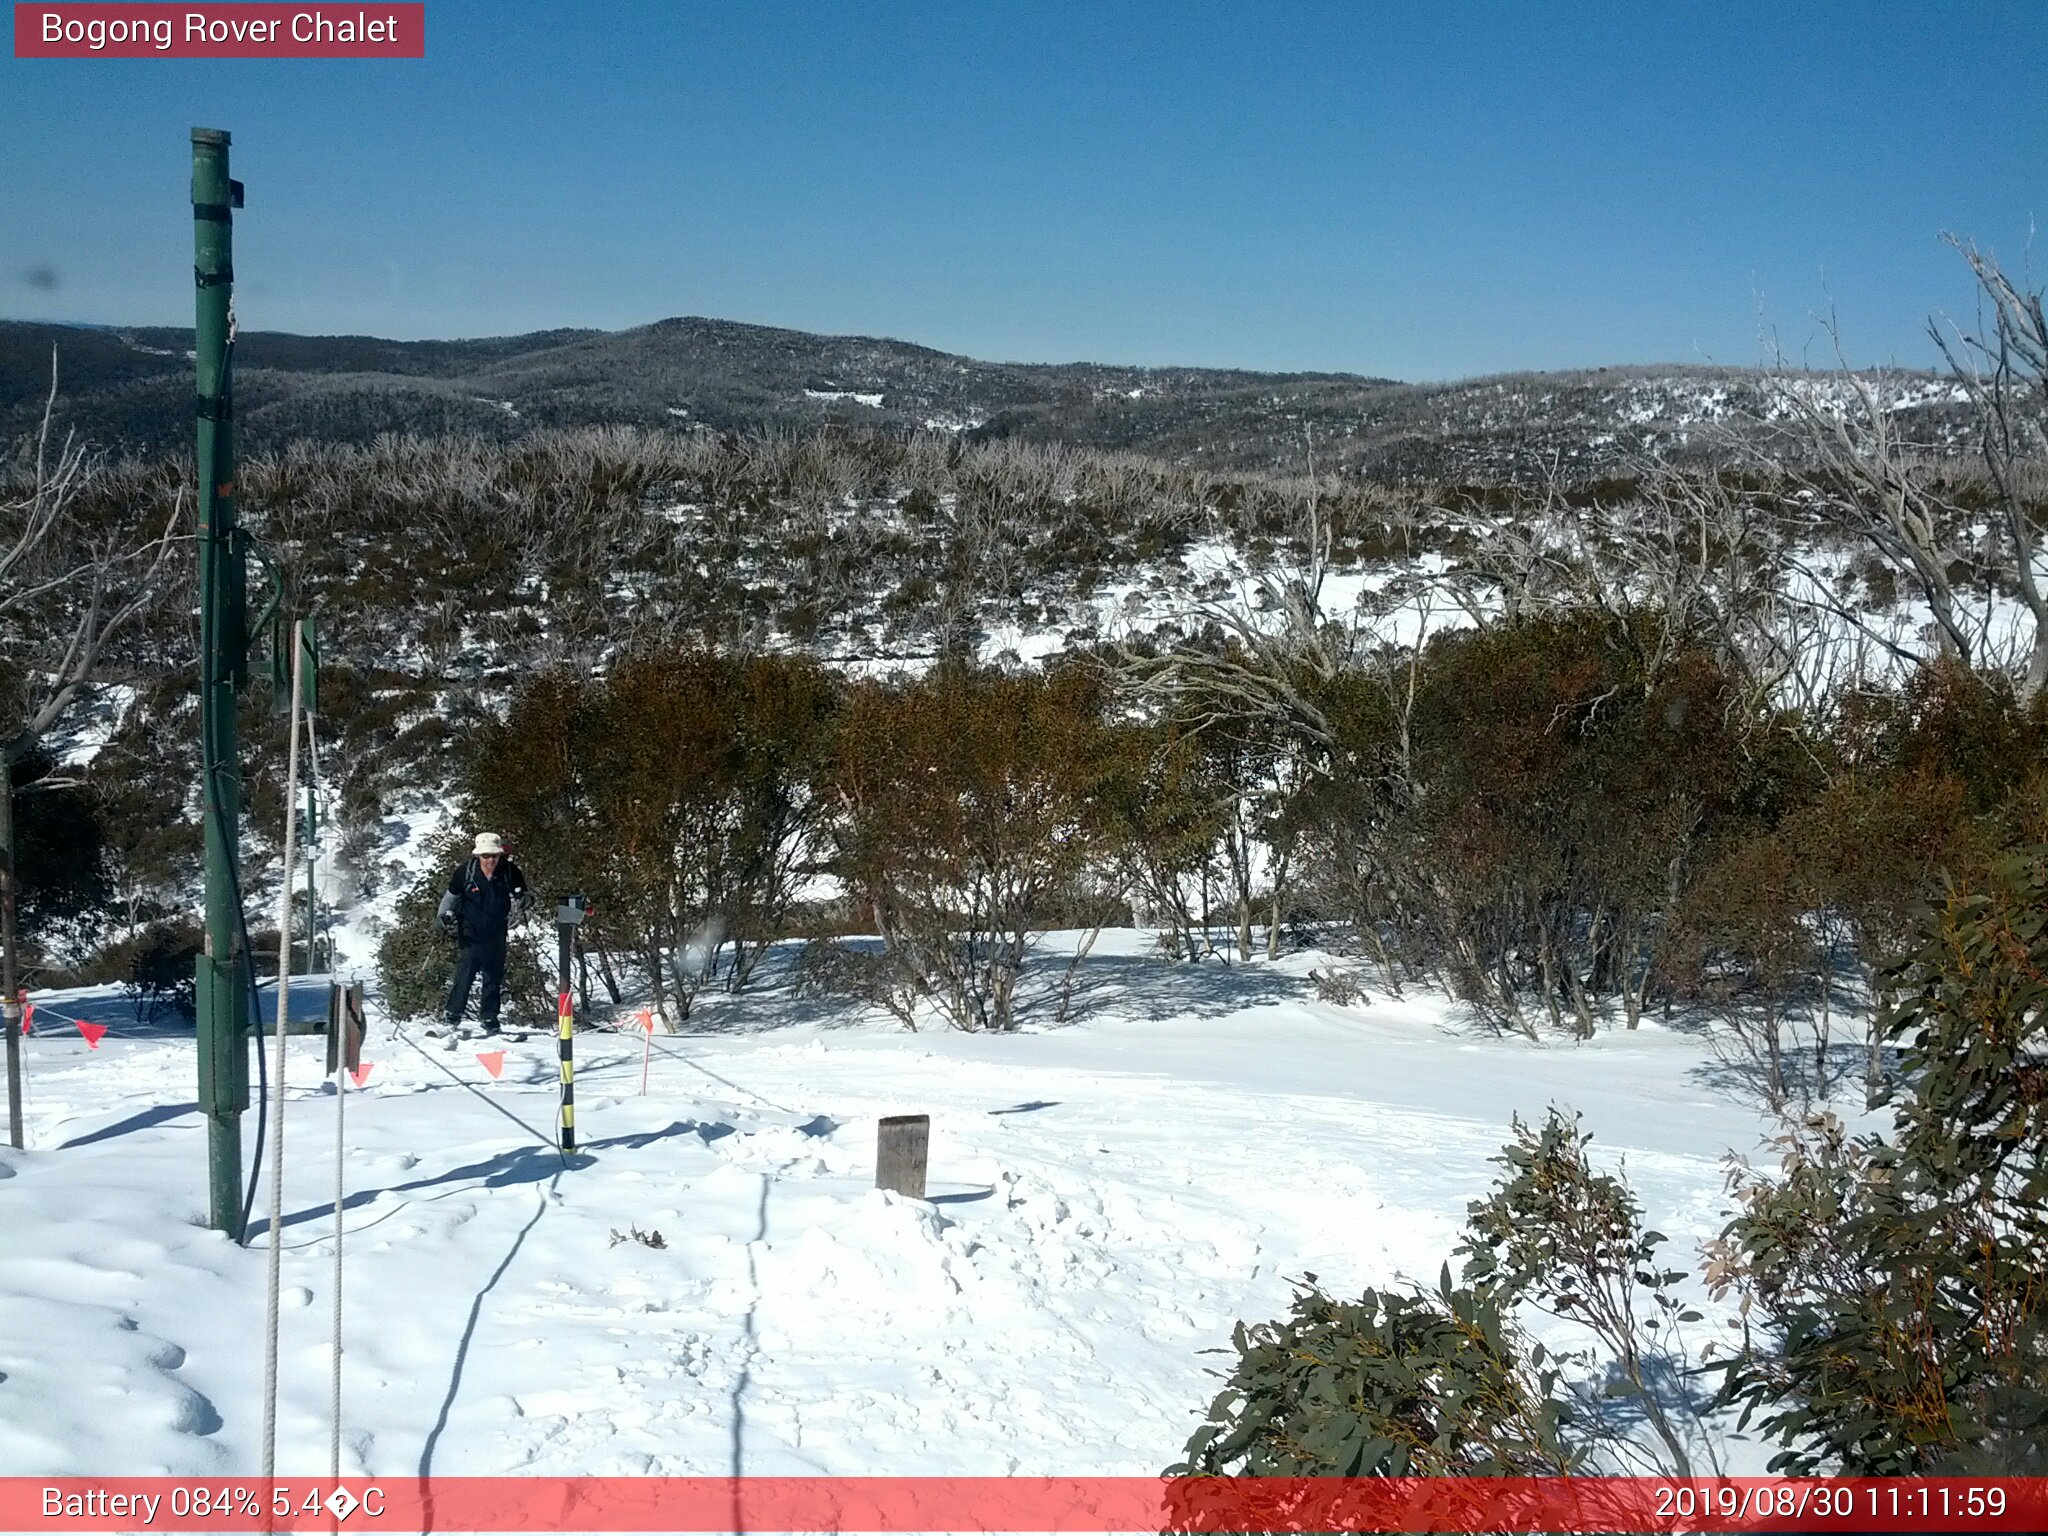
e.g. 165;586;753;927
432;832;533;1040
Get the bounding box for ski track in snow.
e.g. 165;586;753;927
0;937;1817;1478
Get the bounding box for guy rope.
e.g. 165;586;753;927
258;619;307;1479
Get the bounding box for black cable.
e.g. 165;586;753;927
204;749;271;1246
193;321;274;1247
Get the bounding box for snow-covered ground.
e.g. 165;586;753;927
0;930;1836;1481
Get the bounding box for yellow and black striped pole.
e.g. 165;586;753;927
554;895;589;1154
556;983;575;1151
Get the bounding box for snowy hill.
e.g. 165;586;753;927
0;316;1972;480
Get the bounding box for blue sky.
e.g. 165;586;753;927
3;1;2043;379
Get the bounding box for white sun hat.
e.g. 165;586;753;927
473;832;507;856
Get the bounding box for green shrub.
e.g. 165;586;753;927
1459;1108;1711;1474
122;919;203;1022
10;750;112;964
1169;1273;1583;1478
471;651;839;1022
828;662;1119;1030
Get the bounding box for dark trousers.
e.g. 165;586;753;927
446;936;507;1028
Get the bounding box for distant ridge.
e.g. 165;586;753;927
0;315;1965;481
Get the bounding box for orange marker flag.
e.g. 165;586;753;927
76;1020;108;1049
349;1061;375;1088
477;1050;506;1080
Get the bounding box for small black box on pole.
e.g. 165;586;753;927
876;1114;930;1200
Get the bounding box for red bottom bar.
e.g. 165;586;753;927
5;1476;2046;1533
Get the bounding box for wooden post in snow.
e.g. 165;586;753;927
876;1114;930;1200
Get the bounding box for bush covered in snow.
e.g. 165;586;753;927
1707;841;2048;1473
1190;841;2048;1478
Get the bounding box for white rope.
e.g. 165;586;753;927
306;716;324;973
316;705;346;1482
330;1046;344;1481
260;635;305;1481
11;1029;27;1153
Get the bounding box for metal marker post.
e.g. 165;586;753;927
555;894;588;1153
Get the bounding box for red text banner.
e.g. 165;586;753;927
4;1477;2047;1532
14;4;424;58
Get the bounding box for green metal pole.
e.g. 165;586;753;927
193;128;248;1238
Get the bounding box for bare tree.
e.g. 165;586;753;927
1929;235;2048;698
1434;466;1580;630
1763;239;2048;698
1765;355;1980;661
1116;452;1356;755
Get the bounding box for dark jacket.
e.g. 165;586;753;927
438;856;530;944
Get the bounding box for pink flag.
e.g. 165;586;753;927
76;1020;108;1049
349;1061;375;1088
19;1001;30;1036
477;1050;506;1079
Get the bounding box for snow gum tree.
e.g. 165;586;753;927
1458;1109;1719;1476
1095;717;1228;962
469;651;838;1023
826;662;1118;1031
